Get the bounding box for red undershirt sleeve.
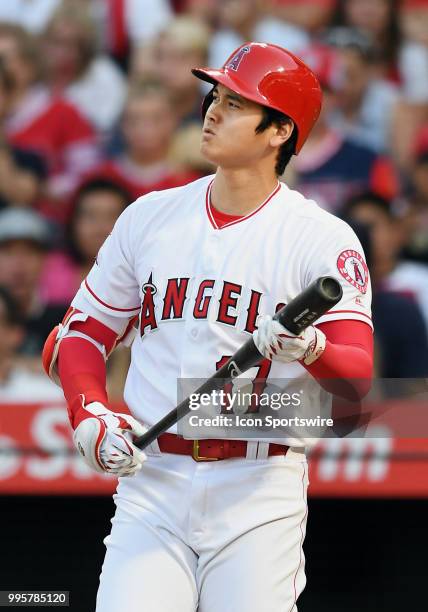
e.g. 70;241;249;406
58;337;109;429
304;319;374;399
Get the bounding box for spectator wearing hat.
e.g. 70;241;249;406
0;208;68;359
291;43;398;214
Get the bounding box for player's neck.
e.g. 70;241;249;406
211;169;279;216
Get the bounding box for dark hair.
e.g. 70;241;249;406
67;177;132;264
0;285;23;326
342;190;393;220
255;107;298;176
73;177;131;206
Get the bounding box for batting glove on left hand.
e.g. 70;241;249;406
73;402;147;477
253;315;326;365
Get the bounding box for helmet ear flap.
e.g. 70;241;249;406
201;87;215;119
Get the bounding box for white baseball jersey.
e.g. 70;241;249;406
72;174;372;444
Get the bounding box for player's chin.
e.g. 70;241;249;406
200;139;222;163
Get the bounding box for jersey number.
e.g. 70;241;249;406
215;356;272;414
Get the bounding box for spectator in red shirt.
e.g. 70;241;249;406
0;58;47;211
89;82;200;201
0;23;99;220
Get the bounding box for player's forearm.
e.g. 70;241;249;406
303;340;373;400
58;337;108;429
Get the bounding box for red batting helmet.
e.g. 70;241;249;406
192;41;322;154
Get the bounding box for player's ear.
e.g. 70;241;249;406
270;120;294;148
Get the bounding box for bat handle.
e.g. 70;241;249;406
274;276;342;335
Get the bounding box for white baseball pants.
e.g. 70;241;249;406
95;446;308;612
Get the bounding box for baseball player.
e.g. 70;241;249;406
43;42;373;611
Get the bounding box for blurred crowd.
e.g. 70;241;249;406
1;0;428;402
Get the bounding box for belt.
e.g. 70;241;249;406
157;433;289;462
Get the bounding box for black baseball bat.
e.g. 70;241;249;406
134;276;343;450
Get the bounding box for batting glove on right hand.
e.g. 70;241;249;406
253;315;326;365
73;402;147;477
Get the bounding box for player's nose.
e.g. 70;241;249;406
205;101;222;124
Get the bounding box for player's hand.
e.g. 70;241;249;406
73;402;147;477
253;315;326;365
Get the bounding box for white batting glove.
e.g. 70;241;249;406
253;315;326;365
73;402;147;477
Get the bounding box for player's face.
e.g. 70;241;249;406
201;84;283;172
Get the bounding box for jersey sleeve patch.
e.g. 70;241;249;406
337;250;369;294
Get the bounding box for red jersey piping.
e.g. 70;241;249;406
205;179;282;230
84;279;140;313
323;309;372;322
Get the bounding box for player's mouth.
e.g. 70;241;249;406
202;127;216;137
